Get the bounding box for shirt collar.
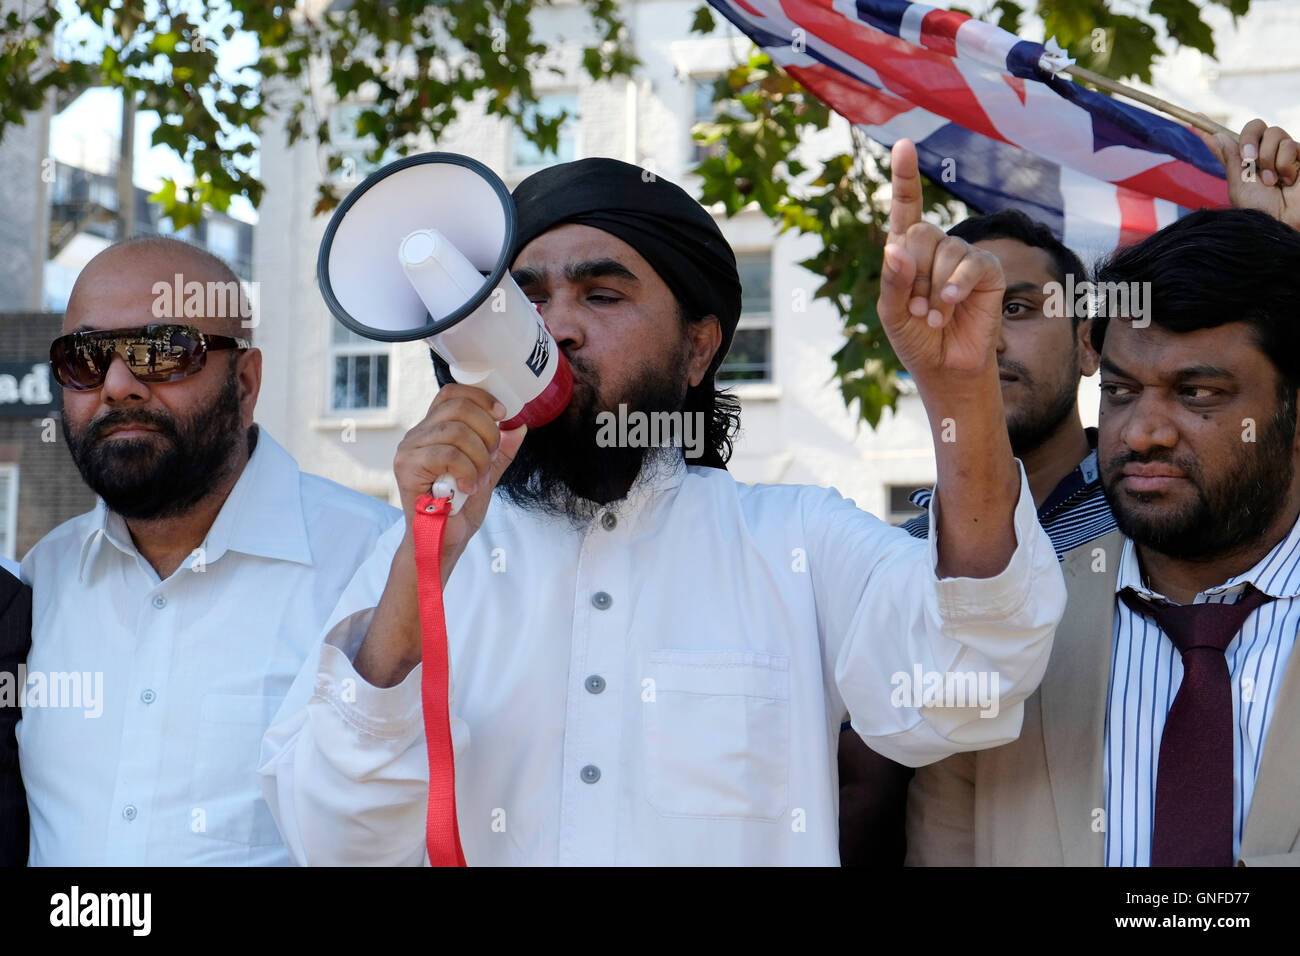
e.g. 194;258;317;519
77;426;313;583
622;450;688;515
1038;428;1100;518
1116;509;1300;603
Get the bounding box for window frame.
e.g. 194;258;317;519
327;101;397;186
717;249;774;386
689;74;725;164
0;464;18;562
508;90;580;175
327;320;393;416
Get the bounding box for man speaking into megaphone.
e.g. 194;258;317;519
261;141;1066;866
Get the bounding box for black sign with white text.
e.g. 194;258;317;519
0;362;61;417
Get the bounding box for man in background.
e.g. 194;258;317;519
838;209;1114;865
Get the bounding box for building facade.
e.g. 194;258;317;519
3;0;1295;555
252;0;941;519
0;313;97;561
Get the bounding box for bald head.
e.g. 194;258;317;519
67;237;253;341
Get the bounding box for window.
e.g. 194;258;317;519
690;75;752;164
510;92;578;172
0;465;17;561
886;485;928;526
329;103;394;185
692;76;724;163
89;176;117;211
718;251;773;384
206;219;239;264
330;320;389;412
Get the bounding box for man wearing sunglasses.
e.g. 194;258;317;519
17;236;400;865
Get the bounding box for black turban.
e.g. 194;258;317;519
511;157;742;379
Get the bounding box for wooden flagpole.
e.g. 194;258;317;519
1061;64;1239;142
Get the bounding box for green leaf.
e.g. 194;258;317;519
990;0;1024;33
690;5;716;35
152;31;178;55
1150;0;1215;56
147;179;177;208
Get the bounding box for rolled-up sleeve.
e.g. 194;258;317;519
813;461;1065;767
259;523;466;866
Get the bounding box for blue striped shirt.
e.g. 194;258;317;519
1104;517;1300;866
901;430;1117;560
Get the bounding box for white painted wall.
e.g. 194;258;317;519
251;0;1298;516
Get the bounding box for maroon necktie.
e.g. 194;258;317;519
1119;582;1274;867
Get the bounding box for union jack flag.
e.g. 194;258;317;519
706;0;1230;262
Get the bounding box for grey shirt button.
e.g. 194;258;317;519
581;764;601;784
123;804;137;821
140;689;156;705
151;595;167;610
591;591;612;610
585;675;606;694
600;511;617;531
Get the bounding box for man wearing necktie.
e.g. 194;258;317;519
909;202;1300;867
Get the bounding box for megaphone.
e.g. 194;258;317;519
317;153;572;513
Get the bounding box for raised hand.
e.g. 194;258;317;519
1197;118;1300;230
876;140;1020;580
877;139;1005;382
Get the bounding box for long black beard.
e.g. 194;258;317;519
497;353;688;526
1101;397;1297;561
63;369;246;521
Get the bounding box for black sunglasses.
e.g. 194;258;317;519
50;324;251;391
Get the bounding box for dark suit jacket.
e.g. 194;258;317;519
0;568;30;867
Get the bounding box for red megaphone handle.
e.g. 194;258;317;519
412;493;467;866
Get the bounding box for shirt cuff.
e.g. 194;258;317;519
314;608;425;742
927;460;1047;622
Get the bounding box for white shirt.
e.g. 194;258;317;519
0;556;19;578
1104;520;1300;866
19;427;400;865
261;455;1065;866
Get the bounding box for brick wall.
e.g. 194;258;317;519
0;312;97;559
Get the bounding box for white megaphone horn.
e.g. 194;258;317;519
317;153;572;514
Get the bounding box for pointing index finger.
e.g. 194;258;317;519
888;139;924;243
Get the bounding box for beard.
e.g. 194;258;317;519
1101;395;1297;561
62;368;246;521
496;349;690;526
1001;355;1080;458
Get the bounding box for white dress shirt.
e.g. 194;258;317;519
0;556;19;578
1104;519;1300;866
19;426;400;865
262;454;1065;866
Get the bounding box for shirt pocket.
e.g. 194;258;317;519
190;693;284;847
642;649;791;821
